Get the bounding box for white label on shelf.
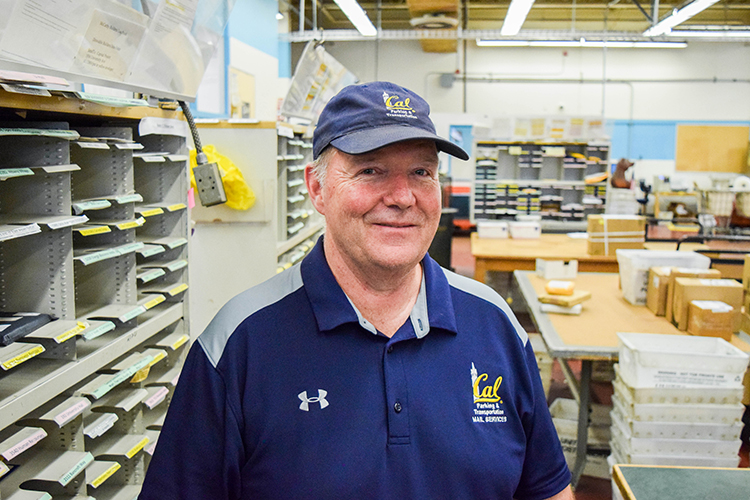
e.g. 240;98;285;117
0;128;79;139
144;387;169;409
119;305;147;323
47;216;88;230
1;428;47;461
166;154;188;162
60;452;94;486
166;260;187;272
116;242;145;255
0;325;8;332
138;245;165;257
171;372;180;386
76;141;110;149
0;167;34;179
73;200;112;212
145;439;158;455
138;269;165;283
53;399;91;427
114;194;144;204
84;413;119;439
139;117;189;137
140;155;165;162
114;142;144;150
0;223;41;241
82;321;116;341
92;357;152;399
164;237;187;249
0;461;8;478
77;248;120;265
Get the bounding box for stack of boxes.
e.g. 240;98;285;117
610;332;748;468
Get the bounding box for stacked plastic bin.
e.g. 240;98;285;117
609;333;749;468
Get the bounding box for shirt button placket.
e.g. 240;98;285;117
383;342;410;444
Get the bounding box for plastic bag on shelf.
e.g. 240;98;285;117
189;145;256;210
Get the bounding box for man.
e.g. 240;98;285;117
140;81;573;499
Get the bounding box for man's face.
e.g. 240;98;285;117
308;140;442;275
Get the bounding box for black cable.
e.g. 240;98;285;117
178;100;207;165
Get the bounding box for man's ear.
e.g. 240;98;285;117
305;164;325;215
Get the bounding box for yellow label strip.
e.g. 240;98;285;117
2;345;44;370
144;295;165;309
78;226;111;236
55;321;89;343
91;462;121;488
126;437;150;459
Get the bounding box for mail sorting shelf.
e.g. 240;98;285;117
0;93;190;499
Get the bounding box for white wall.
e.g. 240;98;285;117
322;40;750;122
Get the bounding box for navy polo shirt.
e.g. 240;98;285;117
140;238;571;500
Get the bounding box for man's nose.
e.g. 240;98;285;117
382;174;416;208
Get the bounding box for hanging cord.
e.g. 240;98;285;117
178;100;208;166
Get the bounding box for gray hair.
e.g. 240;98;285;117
310;147;337;187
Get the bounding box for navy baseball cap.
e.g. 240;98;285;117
313;81;469;161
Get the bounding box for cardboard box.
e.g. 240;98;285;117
665;267;722;323
672;278;743;331
616;250;711;306
687;300;735;342
743;254;750;291
586;215;646;256
646;266;672;316
477;221;508;239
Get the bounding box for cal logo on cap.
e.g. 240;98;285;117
382;91;417;119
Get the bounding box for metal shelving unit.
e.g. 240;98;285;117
0;90;190;499
276;128;324;272
471;140;611;231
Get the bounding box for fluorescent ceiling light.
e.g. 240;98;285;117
332;0;377;37
643;0;721;37
501;0;535;36
476;39;687;48
669;29;750;37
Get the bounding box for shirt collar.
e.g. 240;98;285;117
300;236;458;337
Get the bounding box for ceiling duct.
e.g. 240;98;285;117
410;13;459;29
405;0;460;52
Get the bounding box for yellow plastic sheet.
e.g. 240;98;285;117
189;145;256;210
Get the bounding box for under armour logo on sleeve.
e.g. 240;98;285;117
298;389;329;411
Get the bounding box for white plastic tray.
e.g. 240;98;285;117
611;422;740;458
612;392;744;424
617;332;749;389
609;436;741;468
613;365;744;405
611;406;743;441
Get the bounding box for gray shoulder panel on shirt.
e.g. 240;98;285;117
442;268;528;346
197;264;304;367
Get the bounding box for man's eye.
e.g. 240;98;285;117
415;169;430;177
361;168;375;175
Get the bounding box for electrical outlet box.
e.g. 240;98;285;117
193;162;227;207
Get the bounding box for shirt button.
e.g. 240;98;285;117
394;402;402;413
387;346;394;353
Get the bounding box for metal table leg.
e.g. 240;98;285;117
570;359;592;488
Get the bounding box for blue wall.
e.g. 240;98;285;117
611;119;750;162
227;0;290;77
